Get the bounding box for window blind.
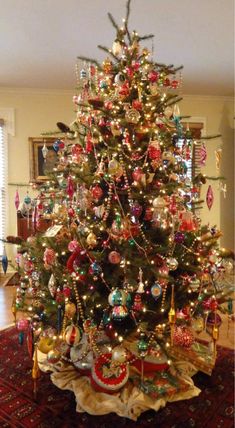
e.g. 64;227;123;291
0;120;7;255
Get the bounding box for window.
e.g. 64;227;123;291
0;119;7;255
180;122;204;181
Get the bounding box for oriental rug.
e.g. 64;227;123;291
0;327;234;428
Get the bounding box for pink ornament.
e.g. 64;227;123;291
68;207;75;218
15;190;20;210
199;143;207;166
206;185;214;210
71;144;82;162
67;176;74;200
108;251;121;264
131;202;142;218
132;167;144;182
43;248;56;266
17;318;29;332
68;240;79;252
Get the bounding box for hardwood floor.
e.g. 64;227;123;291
0;283;234;349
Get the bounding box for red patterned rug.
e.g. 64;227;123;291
0;327;234;428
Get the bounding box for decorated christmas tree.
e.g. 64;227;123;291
13;0;234;420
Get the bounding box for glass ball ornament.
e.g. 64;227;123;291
64;325;81;346
108;251;121;264
70;346;93;370
152;197;166;209
111;305;128;321
112;346;127;363
47;349;61;364
89;262;102;275
131;202;143;218
125;108;141;124
151;282;162;300
65;302;77;319
166;257;179;271
17;318;29;332
114;72;125;85
108;288;128;306
132;167;144;182
108;158;120;176
174;231;185;244
86;232;97;248
189;277;200;291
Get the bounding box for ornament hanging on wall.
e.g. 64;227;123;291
1;246;8;274
15;189;20;210
206;185;214;210
199;142;207;166
215;148;222;171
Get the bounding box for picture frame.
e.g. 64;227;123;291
29;137;58;182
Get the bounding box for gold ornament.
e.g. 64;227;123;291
86;232;97;248
65;302;77;319
37;337;55;354
112;40;122;56
102;58;112;74
125;108;141;124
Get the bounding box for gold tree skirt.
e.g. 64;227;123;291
38;351;201;420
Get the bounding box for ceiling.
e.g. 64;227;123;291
0;0;234;96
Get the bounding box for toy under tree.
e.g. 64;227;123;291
13;0;234;420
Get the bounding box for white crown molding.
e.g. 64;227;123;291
182;94;234;102
0;108;15;136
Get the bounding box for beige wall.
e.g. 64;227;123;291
0;89;234;267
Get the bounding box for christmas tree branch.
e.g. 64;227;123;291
77;56;101;69
97;45;118;61
107;12;119;33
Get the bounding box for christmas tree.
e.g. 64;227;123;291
14;0;234;419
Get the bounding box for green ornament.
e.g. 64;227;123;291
137;339;148;353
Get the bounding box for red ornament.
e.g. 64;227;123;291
91;185;103;201
144;207;153;221
68;207;75;218
71;144;82;162
43;248;56;266
104;101;113;110
91;353;129;393
173;326;194;348
132;167;144;182
108;251;121;264
132;100;142;110
67;176;74;199
169;196;177;215
148;70;159;83
206;185;214;210
148;141;161;161
132;294;143;311
163;78;171;87
171;80;179;89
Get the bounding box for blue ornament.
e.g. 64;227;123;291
100;80;107;89
2;254;8;274
18;331;24;345
108;288;128;306
53;139;60;153
151;283;162;300
80;69;87;79
24;194;31;205
90;262;102;275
